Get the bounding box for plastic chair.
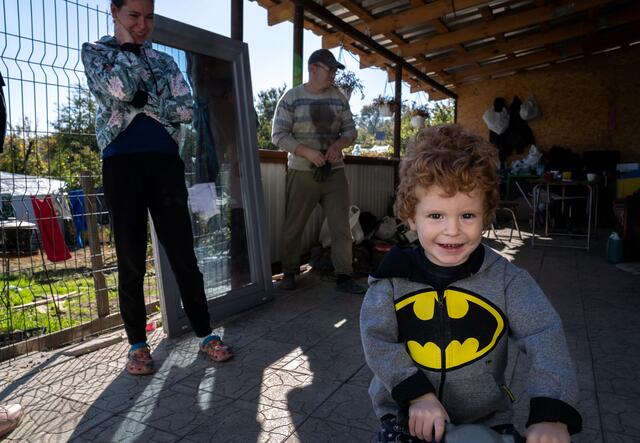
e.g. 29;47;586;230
488;201;523;243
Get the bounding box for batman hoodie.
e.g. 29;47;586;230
360;244;582;434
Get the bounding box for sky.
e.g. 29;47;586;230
151;0;433;115
0;0;437;131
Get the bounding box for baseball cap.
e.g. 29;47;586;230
308;49;345;70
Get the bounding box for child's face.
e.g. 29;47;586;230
408;185;486;267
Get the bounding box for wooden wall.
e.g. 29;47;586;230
456;46;640;163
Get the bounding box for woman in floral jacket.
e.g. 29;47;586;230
82;0;232;375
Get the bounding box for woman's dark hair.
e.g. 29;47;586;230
111;0;154;8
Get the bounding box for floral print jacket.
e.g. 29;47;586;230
81;35;193;152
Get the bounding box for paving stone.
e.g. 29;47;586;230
593;360;640;397
112;383;233;437
268;309;354;347
69;415;181;442
346;364;373;388
597;391;640;435
310;383;379;431
48;364;180;414
2;393;114;442
182;399;304;443
281;345;364;383
576;389;602;430
0;352;73;388
172;359;264;399
242;368;342;416
285;416;376;443
227;338;304;370
213;317;286;350
603;431;640;443
572;427;604;443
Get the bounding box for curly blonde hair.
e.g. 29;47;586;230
395;124;500;226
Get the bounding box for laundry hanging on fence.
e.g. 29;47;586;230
30;195;72;262
68;189;87;247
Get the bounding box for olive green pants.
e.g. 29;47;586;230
282;168;352;275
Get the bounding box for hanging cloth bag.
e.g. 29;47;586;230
519;95;541;121
319;205;364;247
482;107;510;134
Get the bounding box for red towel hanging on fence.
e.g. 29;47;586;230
30;195;71;262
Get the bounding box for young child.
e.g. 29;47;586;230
360;124;582;443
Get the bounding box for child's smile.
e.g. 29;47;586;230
408;185;485;267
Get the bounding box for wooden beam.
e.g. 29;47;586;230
423;4;639;74
390;0;617;59
267;1;294;26
479;6;494;21
297;0;456;98
323;0;494;49
313;0;453;96
453;25;640;84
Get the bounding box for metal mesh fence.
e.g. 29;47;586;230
0;0;159;361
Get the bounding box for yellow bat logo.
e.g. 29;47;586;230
395;288;506;370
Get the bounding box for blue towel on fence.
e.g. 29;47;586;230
68;189;87;248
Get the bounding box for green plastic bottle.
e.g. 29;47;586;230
607;232;623;264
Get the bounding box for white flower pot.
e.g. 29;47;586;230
378;104;393;117
338;87;353;101
411;116;425;128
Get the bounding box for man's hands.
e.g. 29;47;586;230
408;393;450;443
295;145;325;167
294;139;348;167
325;144;344;163
525;422;570;443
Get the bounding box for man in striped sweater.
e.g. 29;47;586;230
272;49;366;294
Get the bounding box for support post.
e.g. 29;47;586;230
454;98;458;123
293;2;304;87
80;172;109;318
231;0;244;41
393;64;402;159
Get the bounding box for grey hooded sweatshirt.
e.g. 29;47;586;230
360;244;582;434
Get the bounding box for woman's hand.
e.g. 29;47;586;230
525;422;570;443
113;15;134;45
408;393;450;442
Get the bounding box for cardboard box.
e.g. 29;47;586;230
617;170;640;198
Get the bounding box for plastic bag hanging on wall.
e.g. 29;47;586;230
519;95;541;121
483;107;510;134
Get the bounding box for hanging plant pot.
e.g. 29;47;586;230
378;104;393;117
338;86;353;101
411;115;425;128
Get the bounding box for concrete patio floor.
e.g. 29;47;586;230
1;229;640;442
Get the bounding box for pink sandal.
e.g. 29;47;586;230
200;338;233;362
125;346;155;375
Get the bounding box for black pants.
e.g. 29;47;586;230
103;154;212;344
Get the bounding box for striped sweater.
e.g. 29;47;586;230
271;84;357;171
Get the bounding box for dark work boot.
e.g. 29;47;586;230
280;273;296;290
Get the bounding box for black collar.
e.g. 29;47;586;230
372;244;485;287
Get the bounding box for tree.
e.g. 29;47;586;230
356;104;382;136
0;84;100;188
0;118;47;175
254;84;287;150
51;86;98;154
431;99;455;125
47;86;100;188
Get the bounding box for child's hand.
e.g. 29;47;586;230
408;392;450;442
525;421;570;443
